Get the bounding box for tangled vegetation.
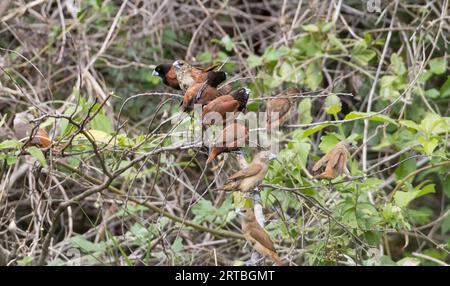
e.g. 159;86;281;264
0;0;450;266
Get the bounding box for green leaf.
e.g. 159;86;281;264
394;184;435;208
441;210;450;234
425;88;440;98
321;22;334;33
279;62;297;82
328;34;347;52
302;24;319;32
352;45;376;65
344;111;398;125
439;76;450;98
420;113;449;135
324;94;341;115
171;237;183;253
0;139;20;150
419;69;433;83
390;53;406;76
71;235;106;253
297;99;312;124
294;35;322;57
91;113;113;134
263;47;289;62
247;54;263;68
429;58;447;75
443;177;450;198
27;146;47;167
399;120;420;131
302;124;330;137
220;35;233;52
395;157;416;181
319;133;340;153
305;62;322;91
418;136;438;155
197;51;212;63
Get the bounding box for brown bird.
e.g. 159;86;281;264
266;87;299;132
312;140;356;180
152;63;181;90
206;122;248;164
220;151;276;192
202;88;250;124
240;208;283;266
181;70;227;112
13;112;52;148
172;60;225;92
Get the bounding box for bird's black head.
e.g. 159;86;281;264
233;88;250;111
206;71;227;88
152;64;171;77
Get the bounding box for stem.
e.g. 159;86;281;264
56;161;244;240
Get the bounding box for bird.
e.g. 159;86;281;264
152;63;181;90
239;208;283;266
181;71;226;112
206;122;248;164
266;87;299;132
172;60;225;92
202;88;250;125
13;112;52;149
312;140;356;180
220;151;276;192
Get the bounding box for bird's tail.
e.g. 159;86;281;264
271;253;284;266
206;147;220;164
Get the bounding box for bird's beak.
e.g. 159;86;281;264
268;153;277;160
349;143;358;151
244;88;251;95
173;60;181;69
152;70;159;76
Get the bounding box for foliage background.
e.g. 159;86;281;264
0;0;449;266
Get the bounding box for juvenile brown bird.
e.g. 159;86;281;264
181;71;226;112
312;140;356;180
206;122;248;164
13;112;52;148
220;151;276;192
266;87;299;132
202;88;250;124
172;60;225;92
240;208;283;266
152;63;181;90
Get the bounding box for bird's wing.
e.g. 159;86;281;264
312;152;331;172
227;164;262;181
329;146;347;169
335;151;348;175
212;100;239;115
248;228;277;253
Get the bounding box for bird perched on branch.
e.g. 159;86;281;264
239;208;283;266
172;60;225;92
220;151;276;192
13;112;52;149
152;63;181;90
266;87;299;132
206;122;248;164
202;88;250;124
181;71;226;112
312;140;356;180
